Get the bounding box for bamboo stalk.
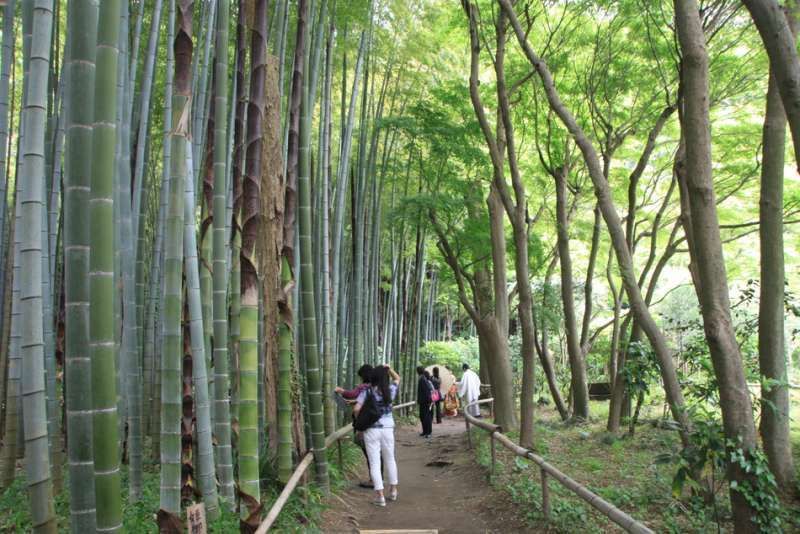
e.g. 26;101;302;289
211;0;235;508
89;0;123;529
159;0;193;516
183;138;220;519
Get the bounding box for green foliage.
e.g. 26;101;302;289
728;442;782;533
622;341;660;398
656;414;785;533
419;337;479;375
666;285;765;409
585;336;612;381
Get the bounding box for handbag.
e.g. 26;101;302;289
353;389;381;431
429;377;441;402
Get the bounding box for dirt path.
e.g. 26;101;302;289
321;415;529;533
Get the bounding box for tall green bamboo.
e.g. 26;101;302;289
63;0;98;528
191;0;216;186
126;0;144;127
115;1;144;499
293;0;329;489
277;0;303;484
159;0;193;517
129;0;163;384
200;202;213;390
111;1;128;448
41;106;61;496
183;138;220;519
0;182;22;490
320;21;335;435
149;0;176;460
131;0;164;248
19;1;56;531
277;255;294;483
11;0;33;464
331;32;365;381
257;290;265;451
227;0;246;441
0;176;17;452
238;0;274;517
90;0;123;529
210;0;235;509
0;0;15;325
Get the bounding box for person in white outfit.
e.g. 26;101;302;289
355;365;400;507
458;363;481;417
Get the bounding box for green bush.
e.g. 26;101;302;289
419;337;479;376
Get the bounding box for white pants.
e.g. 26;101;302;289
364;427;398;492
466;397;480;416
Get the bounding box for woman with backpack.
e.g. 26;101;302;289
354;365;401;507
335;364;381;488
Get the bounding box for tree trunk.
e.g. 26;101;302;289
476;317;516;430
674;1;761;529
743;0;800;171
757;2;797;496
555;172;590;419
535;255;569;420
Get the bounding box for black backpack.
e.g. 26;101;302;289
353;389;381;431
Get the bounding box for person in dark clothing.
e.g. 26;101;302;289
431;367;443;424
335;364;382;488
416;366;433;437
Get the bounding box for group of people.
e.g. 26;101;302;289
416;363;481;437
333;362;482;507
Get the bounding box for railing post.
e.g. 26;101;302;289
466;418;472;449
490;398;494;420
337;439;343;467
541;467;550;521
490;433;496;475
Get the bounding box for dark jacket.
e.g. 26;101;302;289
417;375;432;405
431;376;441;393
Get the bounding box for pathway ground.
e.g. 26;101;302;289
321;415;531;533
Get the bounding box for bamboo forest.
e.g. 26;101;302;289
3;0;800;532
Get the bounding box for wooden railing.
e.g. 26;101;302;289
463;398;654;534
255;400;417;533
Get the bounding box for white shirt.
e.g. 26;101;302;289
458;369;481;401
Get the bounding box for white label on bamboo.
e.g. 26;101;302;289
187;503;207;534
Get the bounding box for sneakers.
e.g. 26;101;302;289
372;495;386;507
388;488;398;502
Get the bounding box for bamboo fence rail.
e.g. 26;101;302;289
463;398;654;534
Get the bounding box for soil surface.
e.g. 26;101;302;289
320;415;531;533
